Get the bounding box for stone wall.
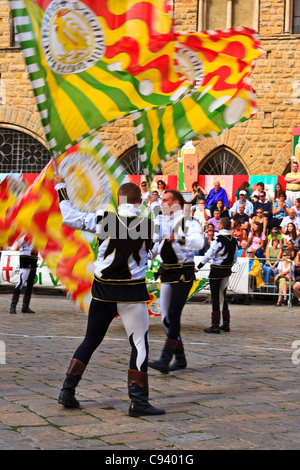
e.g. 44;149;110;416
1;0;300;175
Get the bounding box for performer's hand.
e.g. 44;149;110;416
53;173;65;185
168;231;175;242
197;262;204;270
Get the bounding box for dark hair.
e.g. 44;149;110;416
238;181;250;192
157;180;166;189
164;190;186;208
233;219;242;227
192;181;199;189
274;182;282;198
279;191;286;199
216;199;224;210
253;221;263;236
220;217;231;230
287;222;297;239
257;182;265;188
118;182;141;204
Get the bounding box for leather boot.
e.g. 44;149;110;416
169;338;187;371
204;311;221;334
128;369;165;417
22;294;35;313
10;294;19;314
220;310;230;332
148;339;178;374
58;358;86;408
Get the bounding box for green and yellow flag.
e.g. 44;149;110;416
10;0;191;157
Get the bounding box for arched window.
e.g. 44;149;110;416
199;146;247;175
118;145;163;175
0;128;50;173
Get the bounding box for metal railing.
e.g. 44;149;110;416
249;257;294;308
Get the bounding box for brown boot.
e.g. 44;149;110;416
58;359;86;408
22;294;35;313
204;311;221;334
220;310;230;332
169;338;187;371
128;369;165;417
10;294;19;314
148;339;178;374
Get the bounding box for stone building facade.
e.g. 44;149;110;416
0;0;300;176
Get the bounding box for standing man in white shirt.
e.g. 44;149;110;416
53;174;165;418
198;218;238;334
148;190;204;373
9;234;38;314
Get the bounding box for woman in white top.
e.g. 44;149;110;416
274;249;295;306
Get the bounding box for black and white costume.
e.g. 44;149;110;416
10;235;38;314
148;210;204;373
55;183;164;417
198;229;238;333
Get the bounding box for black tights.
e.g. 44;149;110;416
209;276;230;312
160;281;193;340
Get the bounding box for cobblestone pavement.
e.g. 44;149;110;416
0;290;300;451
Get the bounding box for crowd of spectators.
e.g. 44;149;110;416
142;174;300;305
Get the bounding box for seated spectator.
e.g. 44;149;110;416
253;190;273;222
291;197;300;217
231;190;254;218
280;208;300;235
148;190;161;218
286;240;298;260
190;181;207;208
248;248;265;291
231;219;247;247
283;222;299;246
293;248;300;281
274;249;295;306
237;239;248;257
248;221;266;258
292;279;300;306
267;227;283;248
206;209;221;232
251;182;271;202
231;203;250;233
140;180;150;202
205;179;229;215
156;179;166;197
262;238;282;284
251;207;268;234
272;182;283;203
198;228;215;256
203;223;215;238
234;181;251;201
269;191;290;230
192;199;210;232
215;199;229;218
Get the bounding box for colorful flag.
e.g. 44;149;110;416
1;136;127;313
0;176;27;249
10;0;191;157
133;28;264;178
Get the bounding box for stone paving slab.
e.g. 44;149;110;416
0;291;300;452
